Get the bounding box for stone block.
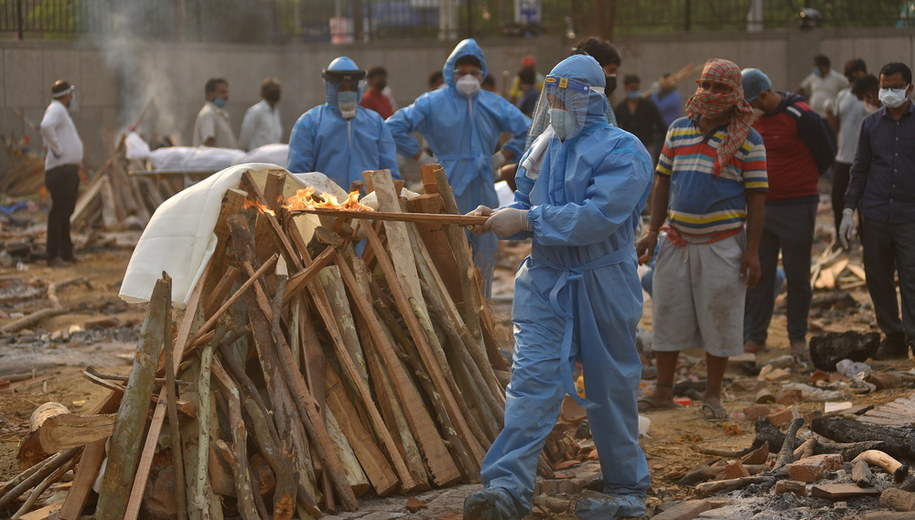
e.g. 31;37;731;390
652;499;721;520
767;408;793;427
743;404;771;422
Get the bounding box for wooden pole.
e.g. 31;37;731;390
95;275;171;520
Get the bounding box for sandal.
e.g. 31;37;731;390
637;396;681;412
700;402;728;421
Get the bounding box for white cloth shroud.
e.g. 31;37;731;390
119;163;347;305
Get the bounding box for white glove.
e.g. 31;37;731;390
839;208;857;249
491;151;508;171
466;205;493;234
484;208;530;238
416;151;435;166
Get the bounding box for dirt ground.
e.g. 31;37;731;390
1;199;913;519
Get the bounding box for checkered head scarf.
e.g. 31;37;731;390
685;58;755;175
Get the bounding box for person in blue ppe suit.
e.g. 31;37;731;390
463;54;653;520
386;39;530;296
287;56;400;191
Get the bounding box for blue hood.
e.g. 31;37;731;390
548;54;608;127
443;38;487;89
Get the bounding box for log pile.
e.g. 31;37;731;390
69;139;184;233
1;165;515;519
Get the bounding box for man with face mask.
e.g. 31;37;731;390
463;54;653;520
740;67;835;360
193;78;237;148
40;80;83;267
571;36;622;127
615;74;668;161
386;39;530;296
841;62;915;360
287;57;400;190
360;66;394;119
238;77;283;151
635;59;767;421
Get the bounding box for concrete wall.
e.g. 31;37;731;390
2;27;914;177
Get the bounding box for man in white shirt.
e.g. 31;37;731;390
238;77;283;151
193;78;237;148
827;59;869;237
39;80;84;266
798;54;848;117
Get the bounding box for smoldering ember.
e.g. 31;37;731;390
3;3;915;520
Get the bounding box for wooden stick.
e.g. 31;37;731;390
0;448;78;510
11;457;76;520
288;207;488;226
95;274;170;520
162;273;188;520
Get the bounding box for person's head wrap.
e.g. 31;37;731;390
685;58;755;175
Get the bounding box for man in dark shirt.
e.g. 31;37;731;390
841;62;915;360
741;68;835;361
615;74;667;160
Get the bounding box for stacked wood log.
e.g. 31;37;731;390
2;165;515;519
69;137;184;233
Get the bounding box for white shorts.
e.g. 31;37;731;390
651;232;747;358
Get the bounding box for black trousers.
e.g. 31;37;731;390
45;164;80;260
745;200;817;344
860;216;915;342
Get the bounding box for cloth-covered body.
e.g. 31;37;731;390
40;99;83;170
239;99;283;151
386;38;530;291
193;102;237;148
478;55;652;517
288;76;400;190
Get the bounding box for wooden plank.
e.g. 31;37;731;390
362;218;486;467
287;207;488;226
324;365;399;496
319;266;368;385
38;413;116;452
810;483;880;499
17;503;62;520
404;194;464;308
56;439;106;520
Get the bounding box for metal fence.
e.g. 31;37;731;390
0;0;911;43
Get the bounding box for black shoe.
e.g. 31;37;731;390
463;489;521;520
875;334;909;360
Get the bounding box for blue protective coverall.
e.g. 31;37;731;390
480;55;652;516
386;38;530;292
287;75;400;190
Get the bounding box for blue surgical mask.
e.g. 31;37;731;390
627;90;642;100
213;97;228;109
811;67;822;78
549;108;577;140
337;90;358;119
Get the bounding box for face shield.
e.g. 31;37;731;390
529;75;604;141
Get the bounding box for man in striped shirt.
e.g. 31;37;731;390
635;59;767;420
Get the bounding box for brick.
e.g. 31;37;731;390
652;499;723;520
743;405;771;422
788;454;843;482
775;479;808;496
776;389;804;405
767;408;793;427
722;461;750;480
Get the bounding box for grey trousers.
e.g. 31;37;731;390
745;200;817;344
860;216;915;342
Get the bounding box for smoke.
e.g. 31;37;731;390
92;3;183;145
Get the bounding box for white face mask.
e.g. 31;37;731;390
549;108;577;140
879;87;909;108
456;75;481;97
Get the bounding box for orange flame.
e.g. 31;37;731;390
281;188;374;212
243;199;276;216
